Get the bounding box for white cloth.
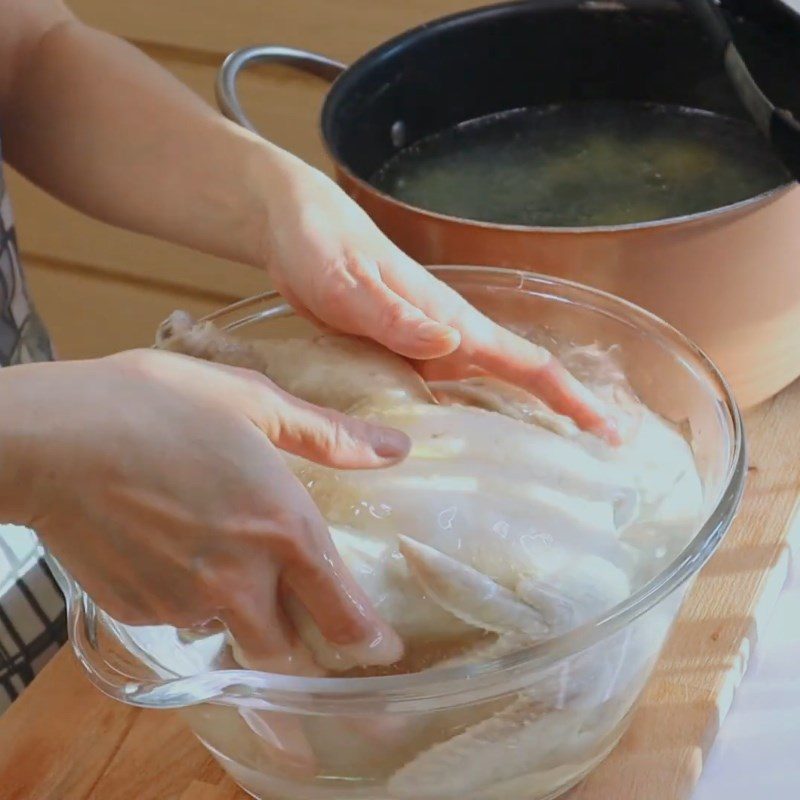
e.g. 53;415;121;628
694;521;800;798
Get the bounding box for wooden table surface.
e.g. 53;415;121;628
1;382;799;800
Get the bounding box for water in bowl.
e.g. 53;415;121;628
369;102;791;227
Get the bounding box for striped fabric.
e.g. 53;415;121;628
0;166;53;366
0;141;66;714
0;527;66;712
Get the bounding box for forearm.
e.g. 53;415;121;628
0;363;47;526
1;16;304;267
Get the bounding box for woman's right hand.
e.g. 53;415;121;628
0;349;409;673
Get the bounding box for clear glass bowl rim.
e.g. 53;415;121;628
63;266;746;712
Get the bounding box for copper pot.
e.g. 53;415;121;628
217;0;800;409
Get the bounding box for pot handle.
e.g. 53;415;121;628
216;45;346;134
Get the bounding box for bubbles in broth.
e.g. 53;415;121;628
370;102;791;227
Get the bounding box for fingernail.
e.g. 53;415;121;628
601;417;623;447
417;320;460;345
344;625;404;667
368;625;405;665
372;428;411;460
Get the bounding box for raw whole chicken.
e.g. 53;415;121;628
155;310;705;798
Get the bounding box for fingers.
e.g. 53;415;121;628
414;358;490;383
246;380;411;468
221;570;314;675
382;258;620;443
274;498;403;665
226;505;402;671
379;252;474;332
223;605;291;671
200;366;404;667
283;547;404;664
465;322;620;444
315;262;460;360
228;585;319;774
525;360;621;444
356;280;461;360
275;284;338;334
220;496;402;671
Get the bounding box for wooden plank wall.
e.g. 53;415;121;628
13;1;483;358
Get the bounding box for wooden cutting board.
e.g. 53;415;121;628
2;382;799;800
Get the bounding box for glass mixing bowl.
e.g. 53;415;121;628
54;267;745;800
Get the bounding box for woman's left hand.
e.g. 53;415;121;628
260;157;618;443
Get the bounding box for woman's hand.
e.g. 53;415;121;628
0;351;408;672
0;6;612;441
0;5;612;439
261;157;618;443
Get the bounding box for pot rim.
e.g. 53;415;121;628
320;0;796;234
64;267;746;712
332;155;794;235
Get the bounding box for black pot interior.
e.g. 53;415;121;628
322;0;800;182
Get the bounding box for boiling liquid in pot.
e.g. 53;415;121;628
370;102;790;227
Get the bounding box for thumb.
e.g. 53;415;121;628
252;379;412;468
